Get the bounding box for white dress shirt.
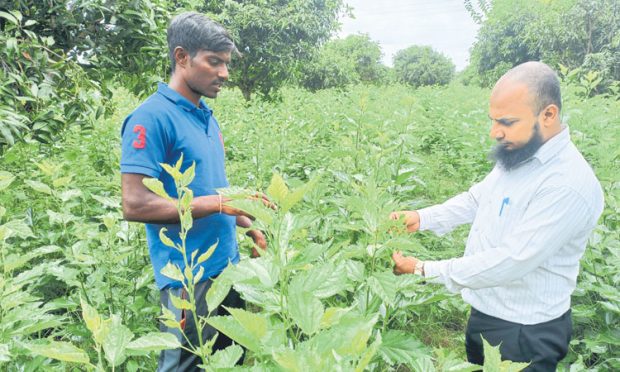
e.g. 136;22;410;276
420;127;604;324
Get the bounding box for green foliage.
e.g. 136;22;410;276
202;0;346;101
1;82;618;370
393;46;455;87
467;0;620;94
298;34;386;91
0;9;102;151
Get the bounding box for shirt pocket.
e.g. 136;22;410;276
488;196;526;245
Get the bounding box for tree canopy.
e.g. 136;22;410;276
465;0;620;94
393;46;455;87
203;0;346;101
298;34;385;91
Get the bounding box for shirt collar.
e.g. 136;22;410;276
156;82;213;114
533;125;570;164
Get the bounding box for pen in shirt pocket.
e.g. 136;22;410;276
499;197;510;216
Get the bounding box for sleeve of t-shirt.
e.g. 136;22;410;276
120;110;168;178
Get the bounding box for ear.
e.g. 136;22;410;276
173;47;190;70
540;104;559;128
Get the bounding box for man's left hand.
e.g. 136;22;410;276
392;251;419;275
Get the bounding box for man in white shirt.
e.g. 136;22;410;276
390;61;604;371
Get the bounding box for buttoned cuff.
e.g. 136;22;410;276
417;207;434;231
422;260;445;284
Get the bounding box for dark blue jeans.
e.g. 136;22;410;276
466;308;572;372
157;279;245;372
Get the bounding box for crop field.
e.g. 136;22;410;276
0;83;618;370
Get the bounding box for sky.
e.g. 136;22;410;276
338;0;481;71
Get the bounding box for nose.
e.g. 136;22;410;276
219;64;229;81
489;121;504;141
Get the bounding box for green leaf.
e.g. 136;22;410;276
482;337;502;371
287;289;324;336
0;11;19;25
197;241;218;265
102;315;133;367
180;188;193;212
170;293;193;311
160;262;184;282
81;298;103;344
161;163;182;181
0;171;15;191
180;161;196;187
266;172;289;204
309;314;377;357
356;332;382;372
233;257;280;288
367;270;399;306
26;341;91;364
290;262;348;299
320;307;351;329
207;344;244;369
273;347;325;372
281;176;319;213
481;336;529;371
2;219;35;239
159;228;176;248
175;153;184;169
378;330;427;365
160;305;181;330
24;180;52;194
193;266;204;285
142;178;171;200
226;307;268;341
126;332;182;352
207;315;261;352
206;277;232;313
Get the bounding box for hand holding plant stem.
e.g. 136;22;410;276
389;210;421;233
392;251;421;275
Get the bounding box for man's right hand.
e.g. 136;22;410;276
389;210;421;233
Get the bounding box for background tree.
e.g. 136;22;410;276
393;45;455;87
202;0;346;101
297;33;385;91
466;0;620;94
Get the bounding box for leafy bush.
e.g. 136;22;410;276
0;10;102;152
393;45;455;87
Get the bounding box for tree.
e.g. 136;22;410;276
0;9;101;150
298;34;385;91
203;0;346;101
393;46;455;87
0;0;185;150
467;0;620;92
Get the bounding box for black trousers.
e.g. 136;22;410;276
157;278;245;372
465;308;572;372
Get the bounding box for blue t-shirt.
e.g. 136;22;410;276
120;82;239;289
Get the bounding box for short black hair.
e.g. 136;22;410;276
502;61;562;114
167;12;236;72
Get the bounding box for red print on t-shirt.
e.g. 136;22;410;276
133;125;146;149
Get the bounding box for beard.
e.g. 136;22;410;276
490;122;544;171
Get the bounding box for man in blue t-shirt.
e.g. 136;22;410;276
120;12;265;371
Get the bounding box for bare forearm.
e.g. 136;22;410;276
123;195;219;224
